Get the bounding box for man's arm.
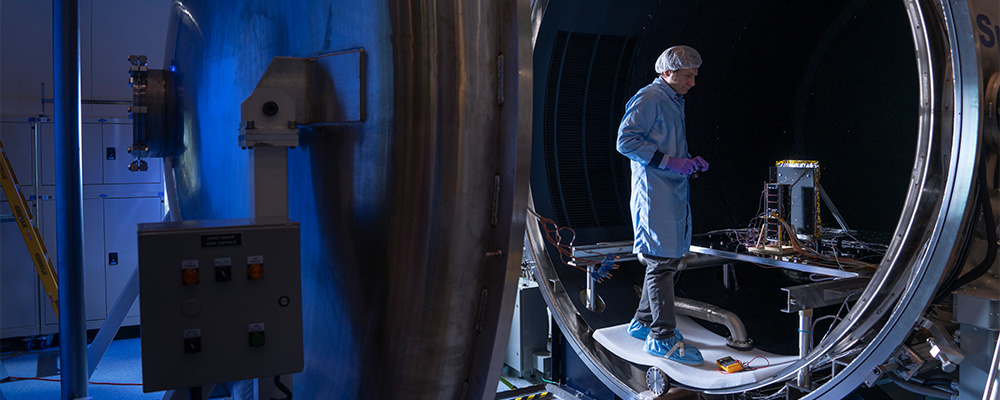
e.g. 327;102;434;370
616;94;669;169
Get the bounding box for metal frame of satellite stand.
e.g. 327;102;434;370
781;277;869;393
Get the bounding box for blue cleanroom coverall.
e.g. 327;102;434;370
616;76;692;341
616;77;692;259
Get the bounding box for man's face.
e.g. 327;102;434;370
662;67;698;95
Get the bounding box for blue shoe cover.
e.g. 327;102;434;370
626;319;682;341
626;318;650;339
644;335;703;365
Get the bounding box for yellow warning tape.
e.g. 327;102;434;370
513;392;550;400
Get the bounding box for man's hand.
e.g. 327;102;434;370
692;156;709;172
663;156;709;175
664;157;697;175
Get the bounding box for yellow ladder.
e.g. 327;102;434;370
0;138;59;318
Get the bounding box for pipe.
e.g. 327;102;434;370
986;332;1000;400
678;252;728;271
53;0;87;398
673;297;754;350
798;309;814;389
586;265;596;311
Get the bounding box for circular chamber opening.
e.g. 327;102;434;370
527;0;980;397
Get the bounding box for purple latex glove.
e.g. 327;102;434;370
692;156;710;172
664;156;697;175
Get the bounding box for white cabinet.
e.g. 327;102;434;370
1;120;41;338
39;198;106;329
39;122;103;186
0;118;163;338
102;123;161;184
0;202;40;337
103;197;162;318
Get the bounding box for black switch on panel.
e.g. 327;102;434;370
215;266;232;282
184;337;201;354
108;252;118;265
106;147;116;160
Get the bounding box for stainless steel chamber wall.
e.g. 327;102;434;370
528;0;998;398
162;0;533;399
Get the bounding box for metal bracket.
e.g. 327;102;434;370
863;362;897;387
782;277;869;313
890;344;927;380
238;88;299;148
920;317;965;372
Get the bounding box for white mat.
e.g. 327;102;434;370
593;316;799;389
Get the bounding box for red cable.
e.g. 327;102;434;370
5;376;143;386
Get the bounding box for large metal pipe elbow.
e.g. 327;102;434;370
674;297;755;351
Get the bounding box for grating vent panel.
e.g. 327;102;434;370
543;31;638;229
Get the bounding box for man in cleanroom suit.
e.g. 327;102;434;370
616;45;708;365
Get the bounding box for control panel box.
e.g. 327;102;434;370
137;217;301;392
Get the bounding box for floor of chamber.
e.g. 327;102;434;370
593;316;799;389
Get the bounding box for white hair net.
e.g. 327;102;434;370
654;46;702;73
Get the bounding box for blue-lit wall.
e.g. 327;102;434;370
166;1;393;396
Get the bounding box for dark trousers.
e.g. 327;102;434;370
634;253;681;340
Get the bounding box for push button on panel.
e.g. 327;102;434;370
249;331;265;348
247;264;264;280
249;323;265;347
182;299;202;317
181;259;200;285
182;268;200;285
247;255;265;280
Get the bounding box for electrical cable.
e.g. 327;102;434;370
273;375;293;400
933;160;998;304
816;297;853;345
527;209;621;279
749;386;787;400
3;375;142;386
888;372;956;398
950;166;998;288
920;377;956;389
933;195;979;303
